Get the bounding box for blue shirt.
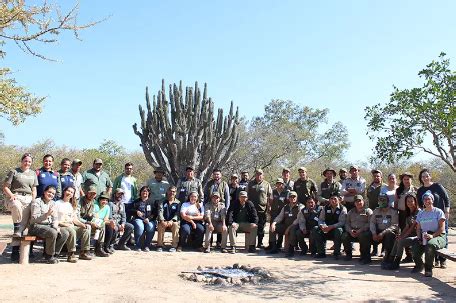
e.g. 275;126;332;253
416;208;445;233
36;168;61;200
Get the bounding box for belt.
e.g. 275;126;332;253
14;192;31;196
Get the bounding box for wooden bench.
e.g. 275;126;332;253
0;242;7;255
436;248;456;262
12;235;37;265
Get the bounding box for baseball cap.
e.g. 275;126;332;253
239;191;248;197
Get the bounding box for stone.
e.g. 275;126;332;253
251;267;262;273
196;275;204;282
197;266;203;271
233;263;240;269
190;274;198;282
214;277;227;286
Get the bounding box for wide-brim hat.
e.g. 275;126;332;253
322;168;337;177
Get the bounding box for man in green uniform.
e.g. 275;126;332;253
290;197;322;256
82;158;113;198
318;168;342;206
293;167;318;205
266;178;289;250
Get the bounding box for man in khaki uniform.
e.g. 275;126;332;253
290;197;322;256
282;168;294;191
293;167;318;205
342;195;373;264
318;168;342;206
203;192;228;253
370;195;399;267
269;191;303;256
247;169;272;248
266;178;289;250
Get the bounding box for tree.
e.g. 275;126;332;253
133;80;240;186
225;99;349;177
0;0;102;125
365;53;456;172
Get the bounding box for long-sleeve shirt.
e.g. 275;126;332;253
273;203;303;226
345;207;373;232
109;201;127;225
30;198;58;228
204;180;230;208
417;183;451;211
158;199;181;222
318;204;347;229
293;178;318;205
204;202;227;225
370;208;399;235
318;180;342;206
297;206;322;232
341;177;366;203
176;177;204;203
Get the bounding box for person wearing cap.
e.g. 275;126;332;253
342;195;373;264
112;163;139;217
238;171;250;192
58;158;74;199
366;169;386;210
312;193;347;259
157;186;181;252
269;191;303;256
247;168;272;248
90;191;111;257
204;168;230;208
416;168;451;268
341;165;366;211
131;186;158;252
370;194;399;267
147;166;170;205
104;188;134;252
318;168;342;207
291;197;322;256
203;192;228;253
282;168;294;191
228;174;240;204
411;190;447;277
176;166;204;203
266;178;289;251
70;158;84;203
77;185;99;257
178;191;205;251
293;167;318;206
82;158;113;197
226;191;258;253
339;168;348;184
36;154;62;200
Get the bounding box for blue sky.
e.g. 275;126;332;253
1;0;455;163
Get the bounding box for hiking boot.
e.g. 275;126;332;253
95;242;109;257
248;245;256;253
79;251;93;261
204;247;211;253
286;246;294;257
44;254;59;264
116;244;131;251
230;246;236;254
11;246;19;263
333;254;340;260
411;264;424;273
401;255;414;263
344;254;353;261
67;252;78;263
176;247;182;252
424;270;433;277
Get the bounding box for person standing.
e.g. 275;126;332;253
82;158;113;198
338;168;348;184
380;173;398;208
341;165;366;211
70;159;85;203
36;154;61;200
247;169;272;248
204;168;230;208
366;169;386;210
318;168;342;207
58;158;74;199
113;162;139;210
147;166;169;204
176;166;204;203
238;171;249;192
293;167;318;205
282;168;294;191
228;174;240;204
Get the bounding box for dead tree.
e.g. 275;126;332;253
133;80;240;186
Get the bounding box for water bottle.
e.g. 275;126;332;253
94;229;100;240
422;231;428;245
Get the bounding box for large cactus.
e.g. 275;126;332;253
133;80;240;186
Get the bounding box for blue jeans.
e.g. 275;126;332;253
133;219;156;249
179;221;205;248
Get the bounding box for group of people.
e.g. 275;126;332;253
2;154;451;278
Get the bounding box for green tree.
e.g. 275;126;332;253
0;1;102;125
365;53;456;172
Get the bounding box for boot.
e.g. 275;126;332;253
12;223;21;237
79;250;93;260
104;244;115;254
286;245;294;257
256;235;264;249
67;252;78;263
11;246;19;262
401;247;413;263
265;242;275;251
388;257;400;270
268;241;279;254
276;235;283;251
371;243;378;256
95;241;109;257
344;252;352;261
381;255;394;270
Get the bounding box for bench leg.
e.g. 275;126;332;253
19;240;32;265
0;242;7;255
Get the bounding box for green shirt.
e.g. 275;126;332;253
82;168;113;196
247;180;272;213
4;168;38;194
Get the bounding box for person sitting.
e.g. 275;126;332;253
54;185;92;261
290;197;322;256
203;192;228;253
342;195;373;264
92;192;111;257
412;191;447;277
269;191;302;256
28;185;69;264
312;193;347;259
156;186;181;252
105;188;134;252
370;194;399;268
131;186;157;252
178;191;205;251
226;191;258;254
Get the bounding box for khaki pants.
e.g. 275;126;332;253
60;225;91;252
6;194;33;229
228;222;257;247
29;224;69;256
157;221;179;248
204;222;228;249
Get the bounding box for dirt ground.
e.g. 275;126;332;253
1;214;455;303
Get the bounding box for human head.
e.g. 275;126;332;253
124;162;133;176
323;168;337;181
354;194;365;210
239;191;248;204
85;185;97;200
212;169;222;181
305;197;316;210
62;185;76;200
418;168;431;186
211;192;221;204
114;188;125;201
185;166;194;179
188;191;199;204
20;153;33;170
60;158;71;173
241;171;249;181
378;195;388;208
71;159;82;172
43;154;54;170
339;168;347;180
255;169;264;182
349;165;360;178
298;167;307;179
400;172;413;188
93;158;103;172
230;174;239;185
139;186;150;200
275;178;284;190
167;186;177;200
371;169;382;184
154;166;165;180
42;185;57;201
98;192;110;206
405;193;418;212
387;173;397;186
329;194;340;208
282;168;291;181
422;190;434;209
288;191;298;205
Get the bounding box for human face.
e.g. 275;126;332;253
406;196;417;211
329;196;339;208
388;174;397;186
372;173;382;184
350;169;359;179
61;160;71;173
282;170;290;181
99;198;109;207
213;171;221;181
402;176;412;188
43;188;56;202
154;171;164;181
211;195;220;204
125;165;133;176
355;199;364;211
288;195;297;205
298;170;307;179
325;171;335;181
423;196;433;210
186;169;194;179
115;192;124;202
167;188;177;200
21;156;32;171
339;171;347;180
241;172;249;181
255;172;264;182
420;171;431;185
64;187;75;200
189;193;198;204
86;191;97;200
239;195;247;205
72;163;82;172
43;156;53;170
140;189;149;200
93;163;102;172
306;199;316;210
276;182;284;191
230;177;238;186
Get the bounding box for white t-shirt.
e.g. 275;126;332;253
54;200;75;224
380;185;398;208
180;202;204;217
121;176;135;204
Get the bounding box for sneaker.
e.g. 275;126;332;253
176;247;182;252
116;244;131;251
230;246;236;254
411;264;424;273
424;270;433;277
46;256;59;264
156;247;163;252
134;248;142;252
204;247;210;253
440;260;447;269
169;247;177;252
248;245;256;253
143;247;150;252
221;248;229;253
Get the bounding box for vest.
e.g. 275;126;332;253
282;204;300;226
324;204;343;226
302;206;322;230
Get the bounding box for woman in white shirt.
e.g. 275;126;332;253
177;191;205;251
